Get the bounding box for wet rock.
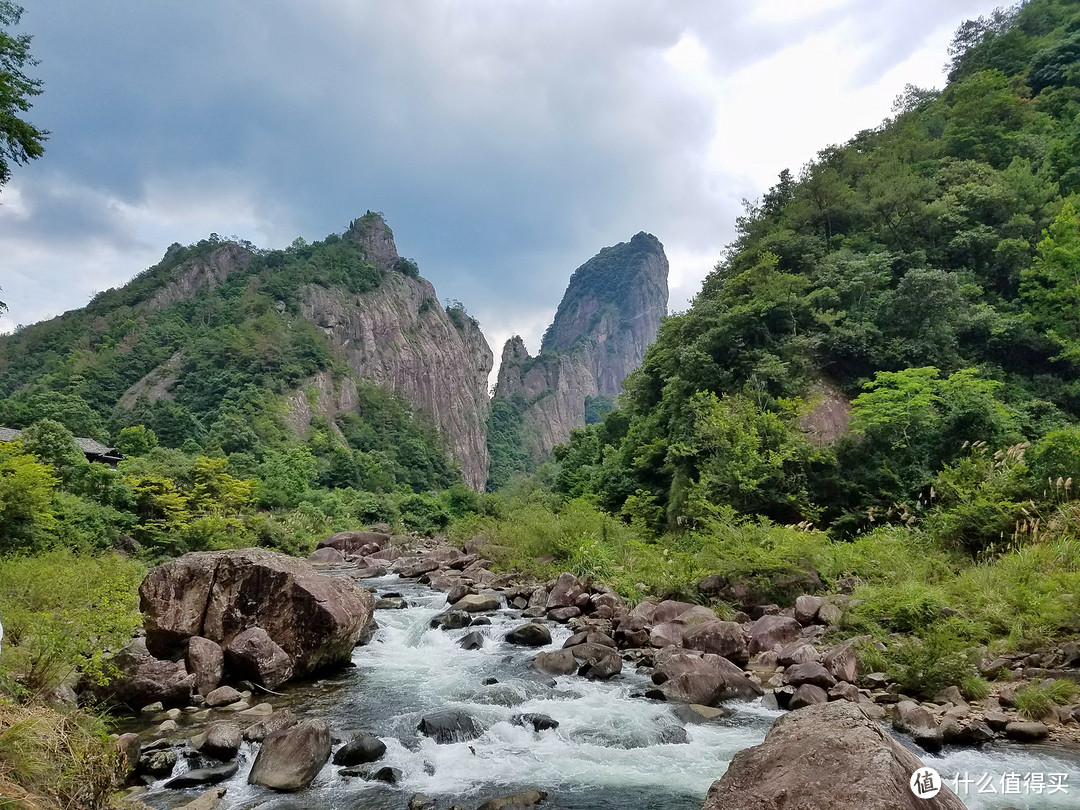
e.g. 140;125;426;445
223;627;293;689
563;631;616;649
166;762;239;789
175;787;227;810
248;718;332;792
204;685;242;708
139;748;177;777
747;615;802;656
200;722;242;760
532;649;578;675
333;731;386;765
417;710;481;743
476;790;548;810
186;636;225;695
140;548;376;684
452;594;501;613
409;795;437;810
571;643;622;680
893;700;943;752
513;713;560;732
788;683;828;709
432;611;473;630
375;597;407;610
703;701;966;810
954;719;995;745
506;623;552;647
458;631;485;651
372;766;402;783
244;709;299;742
671;703;729;723
446;584;472;605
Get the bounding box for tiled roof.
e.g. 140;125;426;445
0;426;122;459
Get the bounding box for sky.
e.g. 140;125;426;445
1;0;1001;380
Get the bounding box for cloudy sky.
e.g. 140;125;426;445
2;0;999;375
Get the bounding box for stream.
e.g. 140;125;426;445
134;575;1080;810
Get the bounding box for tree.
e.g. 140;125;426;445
0;1;47;188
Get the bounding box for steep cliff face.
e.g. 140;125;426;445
297;216;493;489
491;233;668;477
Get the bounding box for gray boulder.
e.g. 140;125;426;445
223;627;293;689
333;732;386;765
506;623;552;647
417;710;480;743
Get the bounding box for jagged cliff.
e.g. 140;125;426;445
294;215;493;489
490;233;668;480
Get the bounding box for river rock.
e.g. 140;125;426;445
333;731;386;765
458;631;485;651
316;530;390;554
166;762;239;789
244;708;299;742
785;662;837;690
546;573;584;609
650;647;763;705
564;631;616;649
307;547;346;565
186;636;225;695
828;682;861;702
671;703;729;723
199;722;242;760
788;683;828;709
91;638;196;709
204;685;242;708
570;642;622;680
174;787;227;810
432;610;473;630
547;606;581;623
533;649;578;675
777;642;821;666
476;790;548;810
682;621;749;665
506;623;552;647
140;548;376;686
223;627;293;689
513;713;560;732
452;594;501;613
417;710;481;743
139;748;177;777
823;639;859;683
794;595;826;625
248;718;331;791
1005;721;1049;740
703;701;967;810
892;700;943;752
747;615;802;655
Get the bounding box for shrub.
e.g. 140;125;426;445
1015;679;1079;720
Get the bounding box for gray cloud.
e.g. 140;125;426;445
2;0;1002;362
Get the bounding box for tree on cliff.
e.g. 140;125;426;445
0;1;47;188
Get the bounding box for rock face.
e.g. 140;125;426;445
703;701;966;810
294;214;493;489
492;232;668;461
91;637;195;709
139;548;375;686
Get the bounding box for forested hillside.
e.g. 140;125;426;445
553;0;1080;539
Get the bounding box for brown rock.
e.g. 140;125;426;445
703;701;966;810
140;548;375;686
533;649;579;675
788;684;829;709
316;530;390;554
223;627;293;689
1005;721;1049;740
187;636;224;695
786;662;837;690
823;639;859;684
893;700;943;751
747;615;802;656
205;685;243;708
306;547;346;565
682;620;749;665
91;638;195;709
248;719;331;791
476;790;548;810
794;595;825;625
545;573;584;610
651;647;763;705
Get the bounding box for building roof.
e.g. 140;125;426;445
0;426;125;462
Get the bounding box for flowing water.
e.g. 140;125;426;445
136;575;1080;810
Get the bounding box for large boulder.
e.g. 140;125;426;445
140;548;376;685
91;638;195;709
682;621;749;665
893;700;943;752
650;647;763;706
417;710;480;743
316;530;390;555
747;615;802;656
248;719;331;792
186;636;224;695
703;701;966;810
545;573;584;610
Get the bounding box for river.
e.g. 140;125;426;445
134;574;1080;810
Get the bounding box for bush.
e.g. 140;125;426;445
1015;679;1079;720
856;622;979;698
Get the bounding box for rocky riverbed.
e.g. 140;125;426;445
109;531;1080;810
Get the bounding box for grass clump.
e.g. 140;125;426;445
1014;679;1079;721
0;699;125;809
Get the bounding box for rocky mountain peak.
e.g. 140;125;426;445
345;212;400;273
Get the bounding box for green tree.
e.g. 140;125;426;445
1020;202;1080;362
0;439;57;549
0;1;47;187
